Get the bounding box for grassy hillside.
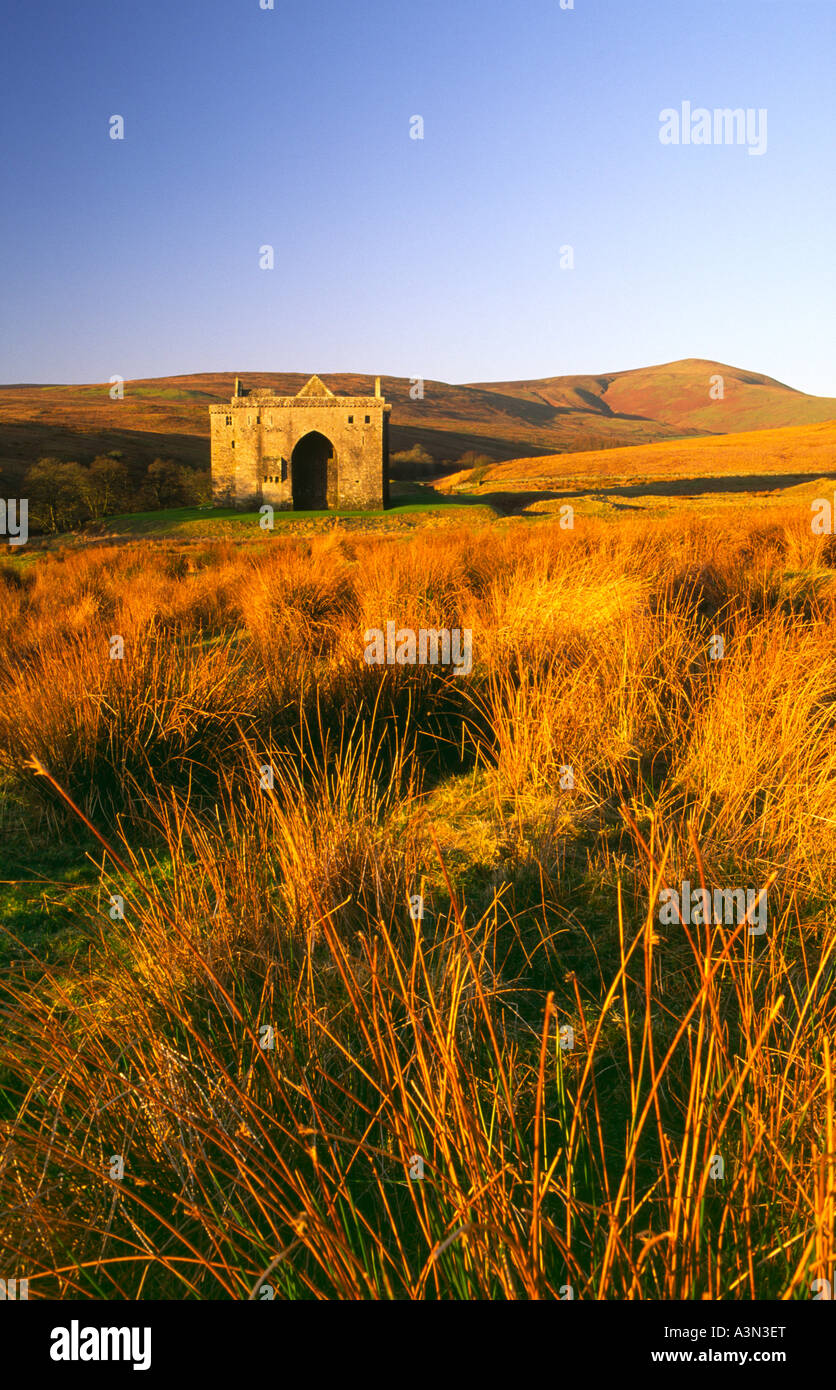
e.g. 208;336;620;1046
3;359;835;496
0;370;697;491
441;417;836;497
471;358;836;435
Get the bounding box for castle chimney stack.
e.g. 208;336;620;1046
234;376;241;397
375;376;381;398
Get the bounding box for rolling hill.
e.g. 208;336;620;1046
471;359;836;435
438;417;836;514
1;359;834;493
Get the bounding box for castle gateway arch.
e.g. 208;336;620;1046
291;430;337;510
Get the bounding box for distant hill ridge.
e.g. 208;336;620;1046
0;358;834;487
467;358;834;435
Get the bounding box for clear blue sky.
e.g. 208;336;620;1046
2;0;834;393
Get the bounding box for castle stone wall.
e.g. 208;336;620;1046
209;379;390;511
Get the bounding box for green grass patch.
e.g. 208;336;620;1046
79;499;498;538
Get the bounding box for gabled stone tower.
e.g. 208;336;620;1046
209;374;390;511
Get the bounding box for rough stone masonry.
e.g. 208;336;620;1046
209;373;391;511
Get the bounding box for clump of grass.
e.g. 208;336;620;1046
0;510;835;1299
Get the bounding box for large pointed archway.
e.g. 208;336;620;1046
291;431;335;510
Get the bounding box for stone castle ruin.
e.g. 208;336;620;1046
209;374;390;511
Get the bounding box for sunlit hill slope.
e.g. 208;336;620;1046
1;359;835;491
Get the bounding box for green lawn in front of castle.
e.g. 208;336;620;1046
81;491;496;537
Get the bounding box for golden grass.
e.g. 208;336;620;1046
442;417;836;493
0;507;835;1299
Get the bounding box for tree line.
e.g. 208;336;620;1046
20;454;210;533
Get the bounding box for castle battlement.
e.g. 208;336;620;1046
209;396;387;412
